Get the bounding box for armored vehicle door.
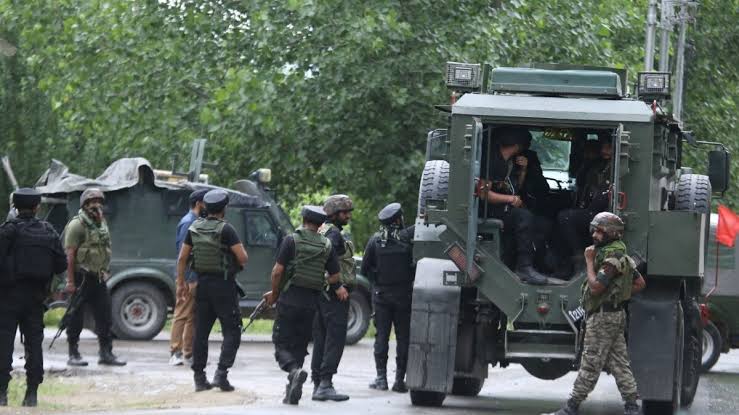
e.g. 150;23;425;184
464;118;484;280
240;208;281;306
611;123;630;215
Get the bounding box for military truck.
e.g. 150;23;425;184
406;61;730;413
3;143;372;344
700;213;739;372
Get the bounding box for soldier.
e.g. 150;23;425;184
477;126;548;285
361;203;415;393
177;189;248;392
0;189;67;407
311;194;354;402
552;212;646;415
64;188;126;367
263;206;345;405
169;188;208;366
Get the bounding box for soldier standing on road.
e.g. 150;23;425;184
552;212;646;415
169;188;208;367
64;188;126;367
311;194;354;402
263;206;345;405
0;189;67;407
177;189;248;392
361;203;415;393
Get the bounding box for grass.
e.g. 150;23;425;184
5;376;73;410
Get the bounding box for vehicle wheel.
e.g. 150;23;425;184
681;298;701;407
451;376;484;397
410;390;446;407
417;160;449;215
521;358;573;380
111;282;168;340
675;174;711;213
701;321;722;373
345;290;371;345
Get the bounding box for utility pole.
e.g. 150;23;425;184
644;0;659;71
658;0;674;72
672;1;697;122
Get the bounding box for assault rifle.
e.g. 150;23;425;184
242;298;269;333
49;278;86;350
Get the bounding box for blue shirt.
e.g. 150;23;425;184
176;211;198;282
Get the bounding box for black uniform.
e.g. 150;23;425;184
310;225;349;386
361;225;415;384
0;210;66;406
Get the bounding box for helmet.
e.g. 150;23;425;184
378;202;403;226
80;188;105;206
590;212;624;241
495;126;532;147
12;188;41;209
203;189;229;212
323;194;353;216
301;205;327;225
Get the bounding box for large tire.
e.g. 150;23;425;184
111;281;168;340
410;390;446;407
675;174;712;213
451;376;485;397
521;359;573;380
701;321;722;373
345;290;371;345
681;298;701;407
417;160;450;215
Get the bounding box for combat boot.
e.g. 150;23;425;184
550;398;579;415
515;265;548;285
98;346;126;366
391;372;408;393
0;385;7;406
22;384;38;407
624;401;640;415
194;371;213;392
67;342;88;367
369;368;388;390
312;378;350;402
212;369;235;392
285;368;308;405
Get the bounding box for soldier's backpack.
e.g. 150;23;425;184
2;218;63;283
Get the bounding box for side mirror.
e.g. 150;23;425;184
708;149;730;194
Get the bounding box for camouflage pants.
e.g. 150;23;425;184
570;310;639;404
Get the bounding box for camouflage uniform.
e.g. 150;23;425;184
570;240;639;406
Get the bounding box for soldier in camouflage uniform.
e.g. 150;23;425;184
552;212;646;415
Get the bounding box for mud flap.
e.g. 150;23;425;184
407;258;461;393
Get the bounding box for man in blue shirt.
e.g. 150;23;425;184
169;189;207;366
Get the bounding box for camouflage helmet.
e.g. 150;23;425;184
80;188;105;206
590;212;625;240
323;194;353;216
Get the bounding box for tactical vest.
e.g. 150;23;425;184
71;211;112;274
374;231;414;287
581;240;635;313
11;218;62;282
319;223;356;288
286;227;332;291
189;218;232;277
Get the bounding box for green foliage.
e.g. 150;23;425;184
1;0;736;246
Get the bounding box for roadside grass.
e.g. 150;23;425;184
5;376;72;410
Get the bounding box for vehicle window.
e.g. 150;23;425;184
245;210;279;247
530;130;571;171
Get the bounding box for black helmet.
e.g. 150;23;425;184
203;189;229;212
590;212;625;241
301;205;327;225
495;126;532;147
12;188;41;209
378;202;403;226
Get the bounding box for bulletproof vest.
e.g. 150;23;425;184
11;218;61;282
374;230;414;287
581;240;635;313
319;223;356;288
286;227;331;291
189;218;232;276
72;211;112;274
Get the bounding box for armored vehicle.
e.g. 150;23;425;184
406;62;730;413
4;143;372;344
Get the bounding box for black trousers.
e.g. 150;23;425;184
494;206;535;268
66;272;113;347
273;301;316;372
372;287;412;377
0;282;46;387
311;290;349;383
191;276;242;372
555;208;596;257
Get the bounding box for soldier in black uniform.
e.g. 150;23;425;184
263;206;345;405
361;203;415;393
0;188;67;407
177;189;248;392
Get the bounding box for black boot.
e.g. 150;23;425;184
98;344;126;366
212;369;235;392
312;378;350;402
0;385;7;406
515;265;548;285
22;384;38;407
369;369;388;390
67;343;88;367
624;401;640;415
285;368;308;405
194;371;213;392
551;398;579;415
391;372;408;393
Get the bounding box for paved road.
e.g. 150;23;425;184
15;329;739;414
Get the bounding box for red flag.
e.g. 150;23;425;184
717;205;739;247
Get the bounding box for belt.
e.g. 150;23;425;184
594;303;624;313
